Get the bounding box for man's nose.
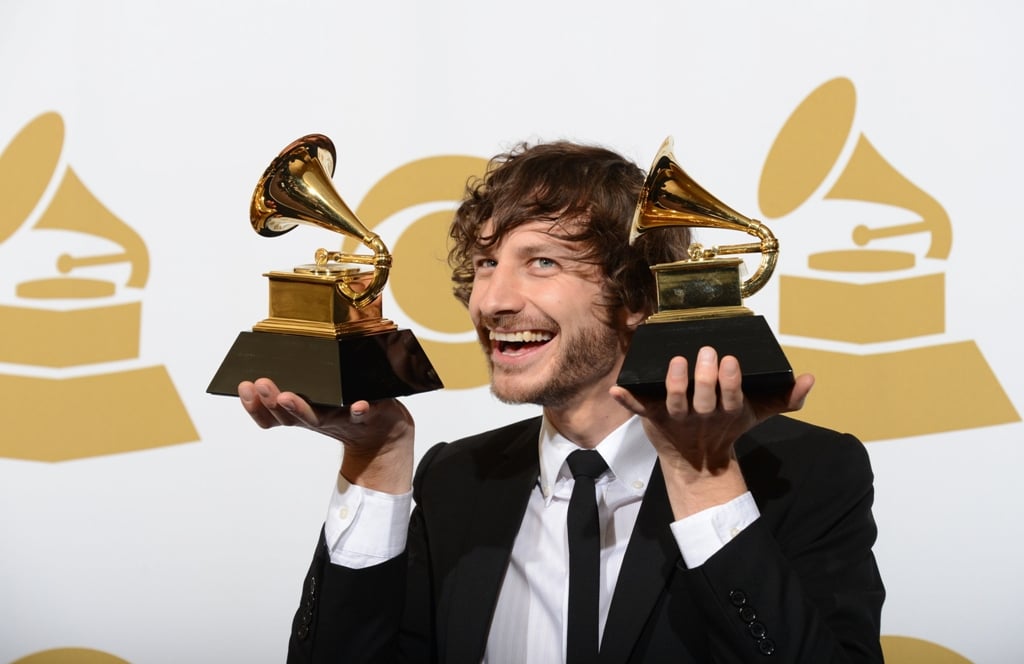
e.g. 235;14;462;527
475;264;525;316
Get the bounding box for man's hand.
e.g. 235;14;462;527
609;347;814;519
238;378;415;494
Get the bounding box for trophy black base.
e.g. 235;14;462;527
617;315;794;398
207;329;443;407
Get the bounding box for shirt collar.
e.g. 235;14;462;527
537;414;657;503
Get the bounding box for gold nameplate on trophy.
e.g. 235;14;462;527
616;137;794;397
207;134;443;406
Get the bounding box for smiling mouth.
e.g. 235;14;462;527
489;330;553;355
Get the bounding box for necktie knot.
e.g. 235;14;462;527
566;449;608;480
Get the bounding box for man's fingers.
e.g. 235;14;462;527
609;385;647;416
691;347;719;414
787;374;815;411
718;355;744;413
277;392;322;428
241;377;323;429
249;378;296;427
342;400;372;428
664;356;690;417
238;380;258;411
239;380;281;429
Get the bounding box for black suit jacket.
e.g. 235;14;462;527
288;415;884;663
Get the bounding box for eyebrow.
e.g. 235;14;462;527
517;241;577;258
479;234;583;259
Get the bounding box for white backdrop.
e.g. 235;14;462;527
1;1;1021;662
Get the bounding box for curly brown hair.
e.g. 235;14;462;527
448;141;691;321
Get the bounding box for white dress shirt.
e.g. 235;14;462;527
324;415;759;663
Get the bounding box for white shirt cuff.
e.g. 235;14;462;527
324;474;412;569
670;491;760;569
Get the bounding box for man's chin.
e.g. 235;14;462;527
489;372;541;406
489;377;577;409
489;380;534;406
491;390;531;406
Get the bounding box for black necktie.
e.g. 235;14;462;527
565;449;608;664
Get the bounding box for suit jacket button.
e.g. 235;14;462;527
757;637;776;655
738;606;757;622
297;625;310;641
728;590;748;607
748;621;767;639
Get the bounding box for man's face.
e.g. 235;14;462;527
468;220;636;408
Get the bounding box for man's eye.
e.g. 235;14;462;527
475;258;497;269
534;257;557;268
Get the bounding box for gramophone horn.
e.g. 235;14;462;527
758;77;951;260
250;134;391;308
826;134;951;259
0;112;150;291
630;137;779;298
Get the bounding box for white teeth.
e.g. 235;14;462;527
489;330;553;343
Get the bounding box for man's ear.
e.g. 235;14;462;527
617;308;648;353
624;308;647;330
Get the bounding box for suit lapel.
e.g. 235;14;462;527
442;420;541;664
599;462;682;663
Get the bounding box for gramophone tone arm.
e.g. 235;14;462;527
687;222;779;298
314;249;377;266
692;241;763;260
314;234;393;309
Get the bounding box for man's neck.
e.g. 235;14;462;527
541;376;633;449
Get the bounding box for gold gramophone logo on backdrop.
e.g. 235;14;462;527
0;112;197;461
760;77;1019;441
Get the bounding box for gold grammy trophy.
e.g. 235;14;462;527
617;137;794;397
207;134;443;406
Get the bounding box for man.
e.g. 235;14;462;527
239;141;885;662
